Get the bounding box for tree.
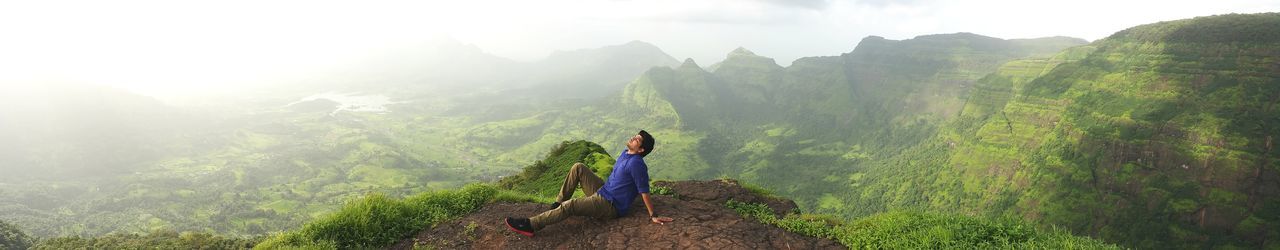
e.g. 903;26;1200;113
0;220;34;250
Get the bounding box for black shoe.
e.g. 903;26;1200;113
550;201;561;210
505;217;535;237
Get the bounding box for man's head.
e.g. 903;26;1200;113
628;130;656;157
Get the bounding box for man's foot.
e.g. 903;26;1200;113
505;217;535;237
550;201;561;210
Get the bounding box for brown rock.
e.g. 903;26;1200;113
387;180;841;250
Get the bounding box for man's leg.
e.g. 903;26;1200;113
555;163;605;202
529;194;617;230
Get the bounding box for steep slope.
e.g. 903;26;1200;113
648;34;1086;199
836;13;1280;248
497;141;616;198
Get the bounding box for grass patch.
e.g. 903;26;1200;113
725;200;1118;249
492;189;554;204
736;180;782;199
499;141;611;198
346;164;413;187
259;200;301;213
254;184;497;249
34;230;260;250
651;186;674;196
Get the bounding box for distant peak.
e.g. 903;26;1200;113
679;58;701;69
912;32;1001;42
623;40;656;47
860;35;888;42
728;47;756;57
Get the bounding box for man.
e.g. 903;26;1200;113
505;130;674;237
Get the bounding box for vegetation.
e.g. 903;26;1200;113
254;184;498;249
1;219;34;250
254;140;599;249
727;200;1118;249
498;140;615;197
33;230;260;250
819;12;1280;248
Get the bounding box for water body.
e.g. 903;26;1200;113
286;92;397;116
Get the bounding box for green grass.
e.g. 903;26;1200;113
726;200;1118;249
259;200;302;214
739;181;780;199
254;184;496;249
33;230;261;250
498;140;612;198
650;185;674;196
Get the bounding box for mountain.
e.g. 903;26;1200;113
317;39;678;101
446;13;1279;248
517;40;682;100
0;83;190;179
303;38;519;92
829;13;1280;248
454;33;1086;181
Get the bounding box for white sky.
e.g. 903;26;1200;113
1;0;1276;96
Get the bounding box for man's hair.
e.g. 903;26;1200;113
638;130;656;157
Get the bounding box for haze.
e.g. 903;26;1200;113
0;0;1275;97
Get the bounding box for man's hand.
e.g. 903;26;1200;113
650;216;674;225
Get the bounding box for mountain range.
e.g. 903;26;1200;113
452;13;1279;248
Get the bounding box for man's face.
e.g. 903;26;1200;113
627;134;644;153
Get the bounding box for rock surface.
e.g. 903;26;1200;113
390;179;841;249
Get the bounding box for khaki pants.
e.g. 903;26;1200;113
530;163;617;230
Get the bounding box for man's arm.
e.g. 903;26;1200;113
642;193;654;217
642;193;673;225
633;160;671;224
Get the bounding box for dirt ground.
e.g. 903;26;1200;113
389;179;842;249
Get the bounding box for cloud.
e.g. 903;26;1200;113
755;0;832;10
4;0;1277;94
581;0;822;25
853;0;932;7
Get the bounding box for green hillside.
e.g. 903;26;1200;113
497;140;615;197
464;33;1086;194
827;13;1280;248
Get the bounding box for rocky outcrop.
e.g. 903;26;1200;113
390;180;841;249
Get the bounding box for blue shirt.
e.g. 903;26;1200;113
595;147;650;216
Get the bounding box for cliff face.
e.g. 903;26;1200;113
390;179;841;249
836;13;1280;248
